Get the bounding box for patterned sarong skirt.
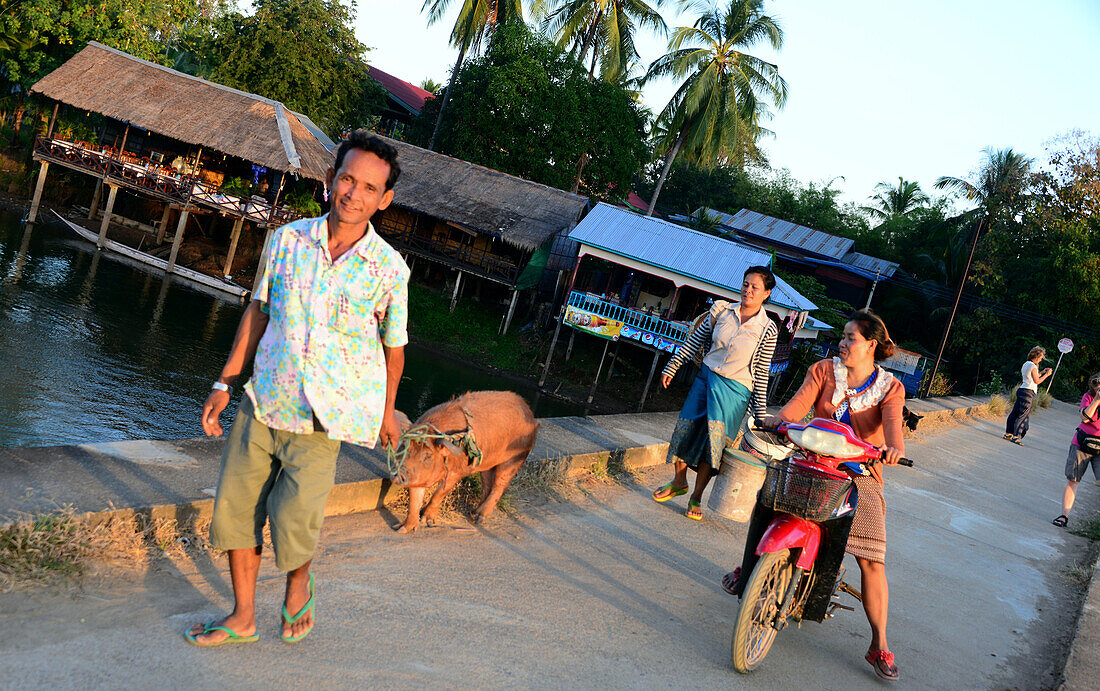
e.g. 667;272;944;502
846;474;887;564
665;366;752;471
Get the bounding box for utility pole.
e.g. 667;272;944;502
922;217;985;398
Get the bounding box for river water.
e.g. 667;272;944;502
0;211;581;448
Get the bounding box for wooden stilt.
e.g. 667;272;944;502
166;208;190;272
97;184;119;247
449;270;464;313
118;124;130;156
27;161;49;223
565;329;577;361
606;342;621;381
587;339;611;405
223;216;245;276
47;103;59;138
539;308;566;387
501;288;520;334
155;204;172;244
88;178;103;220
638;350;662;413
253;225;275;289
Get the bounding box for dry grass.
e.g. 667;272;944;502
1061;561;1094;590
0;507;217;592
986;394;1010;417
1037;389;1054;409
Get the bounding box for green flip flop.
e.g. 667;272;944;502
686;499;703;521
185;620;259;647
653;482;689;503
281;572;316;643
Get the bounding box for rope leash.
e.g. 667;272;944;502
386;417;483;476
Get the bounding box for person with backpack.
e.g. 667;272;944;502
1052;373;1100;528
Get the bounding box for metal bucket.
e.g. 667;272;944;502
707;446;768;522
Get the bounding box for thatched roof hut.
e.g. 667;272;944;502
377;134;589;252
31;42;335;181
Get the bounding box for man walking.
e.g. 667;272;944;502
186;131;408;646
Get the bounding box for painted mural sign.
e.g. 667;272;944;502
565;305;624;340
619;324;680;353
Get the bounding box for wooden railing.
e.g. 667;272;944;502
33;135;302;226
376;221;522;285
568;291;689;343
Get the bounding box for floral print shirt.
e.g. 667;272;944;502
245;214;409;447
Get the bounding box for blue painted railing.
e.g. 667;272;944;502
568;291;688;343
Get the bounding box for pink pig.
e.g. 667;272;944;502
390;391;539;533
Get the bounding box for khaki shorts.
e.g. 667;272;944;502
1066;444;1100;484
209;397;341;571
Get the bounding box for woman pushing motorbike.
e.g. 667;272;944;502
722;308;906;681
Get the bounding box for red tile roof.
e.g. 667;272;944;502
367;65;434;114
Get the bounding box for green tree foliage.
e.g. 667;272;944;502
421;0;525;150
204;0;387;137
0;0;225;90
861;177;929;223
644;0;788;214
411;21;648;195
541;0;667;82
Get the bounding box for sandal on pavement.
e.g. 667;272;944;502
1053;514;1069;527
185;620;258;647
866;649;899;681
281;572;316;643
652;482;688;503
1011;436;1023;446
686;499;703;521
1002;433;1013;441
721;567;741;596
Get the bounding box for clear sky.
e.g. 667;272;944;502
356;0;1100;206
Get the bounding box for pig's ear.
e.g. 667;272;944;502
439;437;463;456
394;410;412;432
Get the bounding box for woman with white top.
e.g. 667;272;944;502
652;266;778;520
1004;346;1052;445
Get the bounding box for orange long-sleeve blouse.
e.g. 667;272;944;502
778;358;906;484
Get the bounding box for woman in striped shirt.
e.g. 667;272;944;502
652;266;779;520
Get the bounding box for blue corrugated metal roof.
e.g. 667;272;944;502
708;208;854;260
568;203;816;311
842;251;898;278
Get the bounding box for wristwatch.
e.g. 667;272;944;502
212;381;233;395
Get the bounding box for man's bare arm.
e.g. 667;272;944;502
378;344;405;449
201;300;270;436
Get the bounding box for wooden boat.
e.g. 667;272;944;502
53;210;250;298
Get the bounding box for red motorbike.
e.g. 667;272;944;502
730;417;913;673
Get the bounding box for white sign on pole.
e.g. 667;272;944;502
1048;338;1075;392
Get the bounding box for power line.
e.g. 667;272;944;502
885;273;1100;342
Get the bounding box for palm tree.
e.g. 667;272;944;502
419;78;444;93
923;147;1033;395
422;0;525;150
934;147;1032;223
542;0;668;82
643;0;787;216
862;177;929;222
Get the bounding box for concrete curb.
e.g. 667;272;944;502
75;439;674;530
54;397;997;531
1061;548;1100;690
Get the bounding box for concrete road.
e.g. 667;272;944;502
1;403;1096;689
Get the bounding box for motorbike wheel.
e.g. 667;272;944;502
731;549;796;673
